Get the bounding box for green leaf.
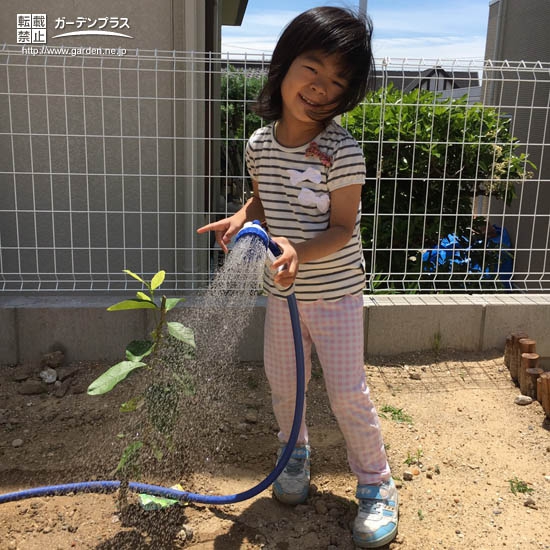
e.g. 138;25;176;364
115;441;143;474
87;361;146;395
123;269;146;285
125;340;154;362
107;299;158;311
120;396;142;412
165;297;185;312
150;270;166;290
167;322;196;356
136;291;151;301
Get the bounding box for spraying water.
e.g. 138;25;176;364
186;235;268;364
125;235;270;483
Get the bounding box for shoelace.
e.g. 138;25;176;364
358;499;384;516
284;457;306;476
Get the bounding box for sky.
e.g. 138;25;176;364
222;0;491;61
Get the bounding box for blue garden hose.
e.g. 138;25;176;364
0;225;305;506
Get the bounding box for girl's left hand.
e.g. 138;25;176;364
270;236;299;287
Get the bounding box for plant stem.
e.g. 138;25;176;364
150;295;167;368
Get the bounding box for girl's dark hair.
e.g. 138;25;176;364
254;6;375;122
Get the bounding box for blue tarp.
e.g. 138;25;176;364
422;225;513;285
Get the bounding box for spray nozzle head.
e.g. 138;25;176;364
234;220;283;267
235;220;269;248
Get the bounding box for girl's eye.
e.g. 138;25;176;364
304;65;316;73
333;81;345;89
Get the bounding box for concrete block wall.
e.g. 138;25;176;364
1;294;549;366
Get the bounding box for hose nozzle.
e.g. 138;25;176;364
235;220;282;264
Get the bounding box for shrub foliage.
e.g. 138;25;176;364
343;85;534;291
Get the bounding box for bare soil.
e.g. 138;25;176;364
1;350;550;550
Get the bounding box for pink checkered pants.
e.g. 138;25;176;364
264;294;391;485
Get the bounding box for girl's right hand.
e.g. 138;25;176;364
196;217;241;254
270;236;299;287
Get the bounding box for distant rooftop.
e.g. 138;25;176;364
223;62;480;91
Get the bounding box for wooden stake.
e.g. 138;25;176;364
526;367;543;400
538;372;550;418
518;340;537;392
518;338;536;353
509;332;528;384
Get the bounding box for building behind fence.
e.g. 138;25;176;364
1;45;549;294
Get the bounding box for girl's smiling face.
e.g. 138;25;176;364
280;51;349;127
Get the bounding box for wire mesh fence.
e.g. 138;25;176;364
1;45;549;293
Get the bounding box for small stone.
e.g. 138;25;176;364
426;471;433;479
8;540;17;550
175;528;188;542
244;410;258;424
411;466;421;476
409;372;422;380
56;365;79;381
41;350;64;369
54;379;72;398
39;368;57;384
12;439;24;448
524;497;537;509
13;370;31;382
17;380;48;395
514;395;533;406
314;500;328;515
403;471;414;481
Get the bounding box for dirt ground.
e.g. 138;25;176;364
1;349;550;550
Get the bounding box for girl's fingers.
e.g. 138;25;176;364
215;234;228;253
196;222;218;234
196;219;235;254
273;256;298;286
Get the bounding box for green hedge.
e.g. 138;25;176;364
343;84;535;291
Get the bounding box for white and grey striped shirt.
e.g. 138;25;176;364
245;120;366;302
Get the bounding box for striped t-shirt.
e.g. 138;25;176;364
245;120;366;302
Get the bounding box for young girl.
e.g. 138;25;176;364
198;7;397;548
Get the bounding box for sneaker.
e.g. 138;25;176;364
353;478;398;548
272;444;310;504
